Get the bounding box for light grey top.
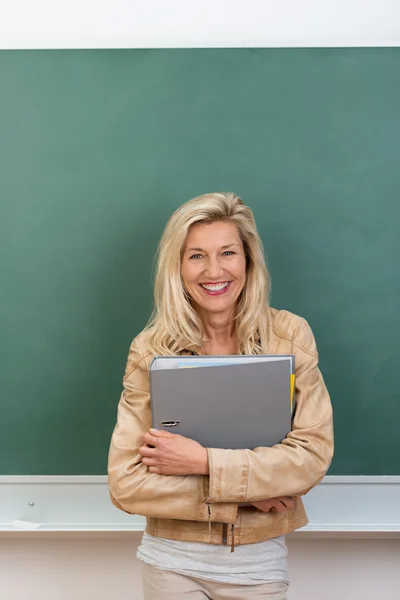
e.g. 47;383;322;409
137;532;288;586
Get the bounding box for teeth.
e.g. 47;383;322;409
201;282;229;292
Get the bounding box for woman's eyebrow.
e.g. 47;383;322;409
221;243;240;249
185;243;240;253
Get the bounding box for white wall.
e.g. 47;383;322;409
1;536;400;600
0;0;400;48
1;2;399;599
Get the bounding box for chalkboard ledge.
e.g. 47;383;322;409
1;476;399;538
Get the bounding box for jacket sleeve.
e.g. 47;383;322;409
107;341;238;524
205;318;334;503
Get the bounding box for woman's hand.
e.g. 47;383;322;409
139;429;209;476
251;497;295;513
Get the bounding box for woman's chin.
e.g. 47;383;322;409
196;299;236;317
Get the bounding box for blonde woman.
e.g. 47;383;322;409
108;192;334;600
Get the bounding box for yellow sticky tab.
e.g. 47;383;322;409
290;374;295;410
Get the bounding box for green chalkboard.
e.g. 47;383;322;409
1;49;399;475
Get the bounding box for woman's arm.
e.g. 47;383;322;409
204;318;334;504
107;342;238;524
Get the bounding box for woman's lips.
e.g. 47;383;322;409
199;282;232;296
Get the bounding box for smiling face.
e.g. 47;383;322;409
181;220;247;319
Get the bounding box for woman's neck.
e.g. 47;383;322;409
197;310;238;355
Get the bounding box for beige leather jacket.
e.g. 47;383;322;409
108;308;334;549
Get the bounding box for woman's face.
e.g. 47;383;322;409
181;220;247;319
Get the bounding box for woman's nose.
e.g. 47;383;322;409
205;257;223;279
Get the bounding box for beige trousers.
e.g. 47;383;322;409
140;562;289;600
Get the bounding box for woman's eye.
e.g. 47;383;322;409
189;254;203;260
222;251;235;256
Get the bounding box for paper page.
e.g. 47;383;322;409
152;355;292;370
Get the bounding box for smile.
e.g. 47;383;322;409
199;282;231;295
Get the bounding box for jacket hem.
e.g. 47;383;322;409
145;515;309;546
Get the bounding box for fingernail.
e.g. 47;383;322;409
150;428;158;433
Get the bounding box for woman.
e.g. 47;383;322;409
108;192;334;599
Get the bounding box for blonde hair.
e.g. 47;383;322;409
143;192;271;355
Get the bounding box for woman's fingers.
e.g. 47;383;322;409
251;497;294;513
149;428;176;438
279;496;295;509
250;500;273;513
143;432;159;446
148;466;161;474
141;456;157;466
139;444;157;457
139;444;163;468
271;497;294;512
272;501;287;513
143;429;178;447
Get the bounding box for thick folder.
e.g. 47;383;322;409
149;356;294;450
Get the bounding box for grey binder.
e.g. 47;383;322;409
149;355;295;450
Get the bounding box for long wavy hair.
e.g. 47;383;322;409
143;192;271;355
